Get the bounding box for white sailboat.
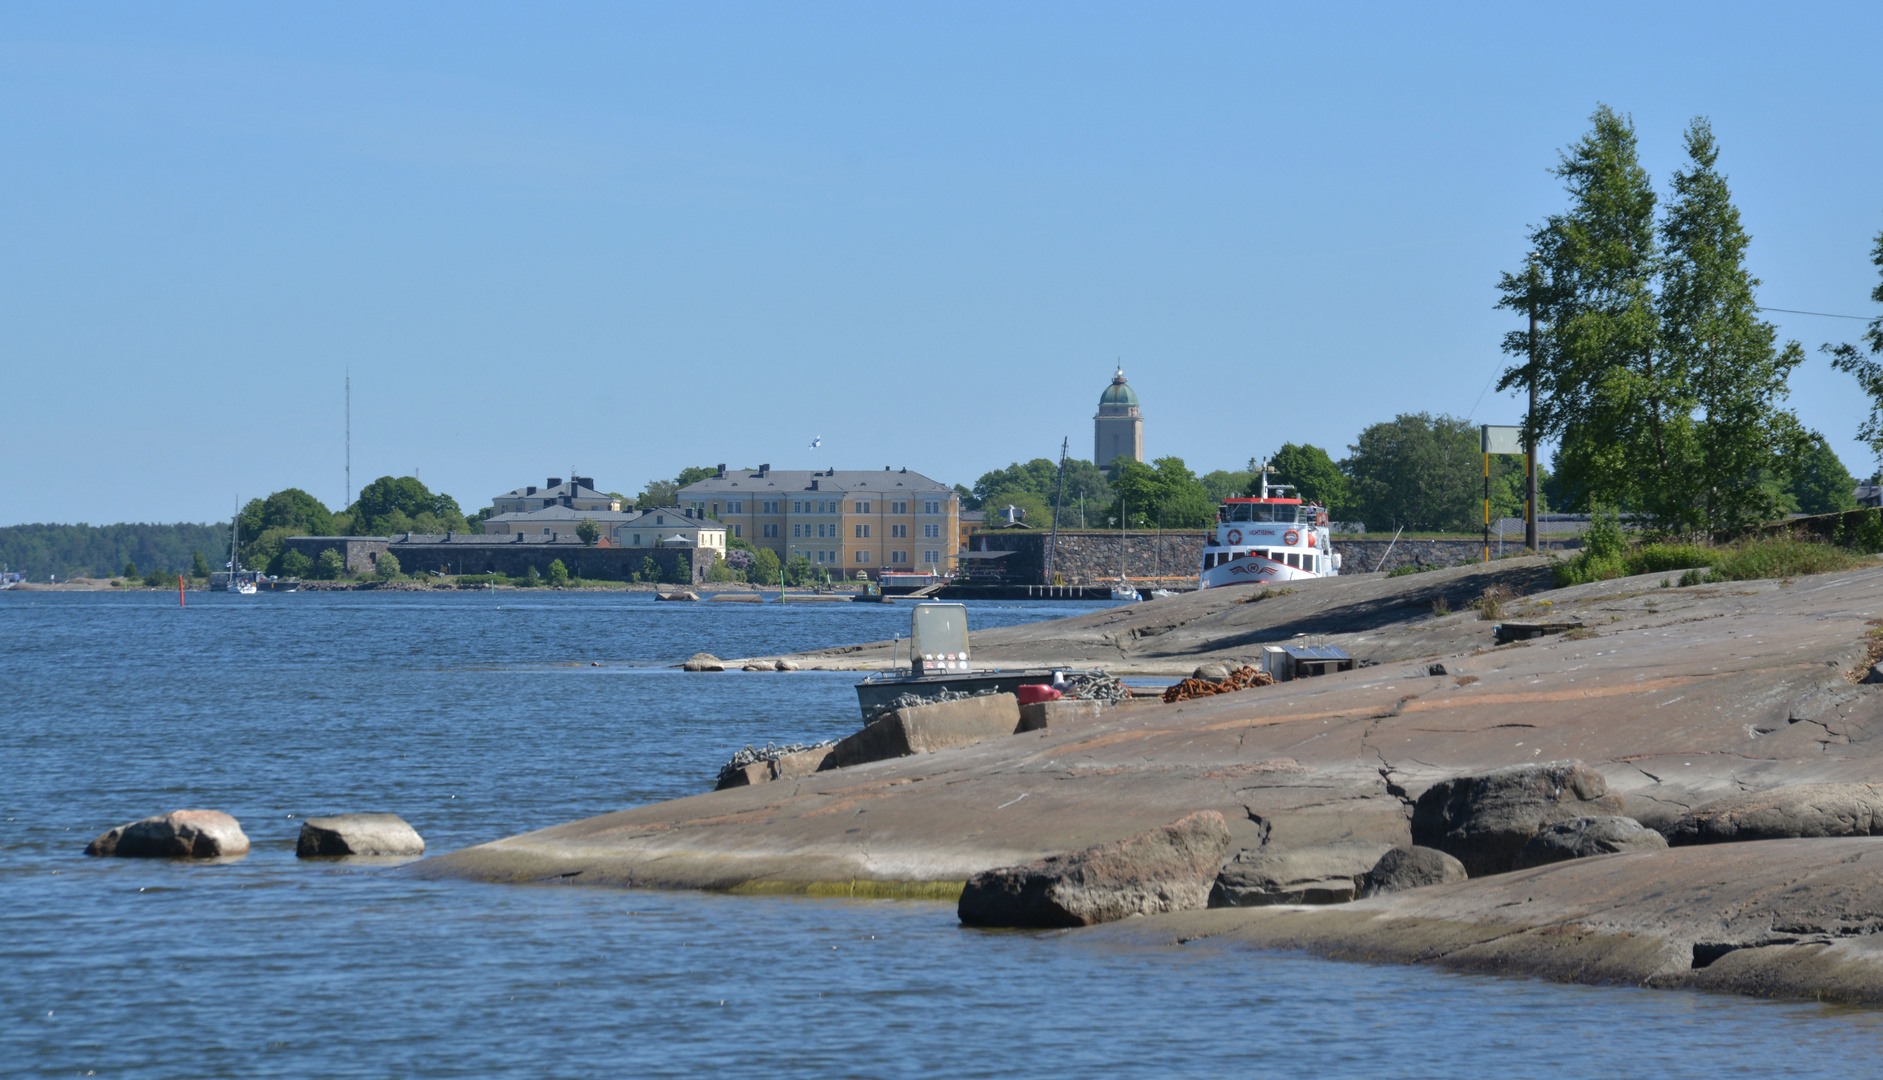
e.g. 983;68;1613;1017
227;505;256;595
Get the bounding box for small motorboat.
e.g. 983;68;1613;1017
1110;581;1139;601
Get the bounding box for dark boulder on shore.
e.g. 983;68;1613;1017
296;813;426;857
86;810;249;858
959;811;1231;928
1411;762;1624;877
1360;846;1467;897
1511;815;1666;870
1666;783;1883;846
1209;842;1395;907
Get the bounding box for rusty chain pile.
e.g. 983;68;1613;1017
1161;665;1274;704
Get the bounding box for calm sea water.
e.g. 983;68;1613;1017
4;590;1880;1078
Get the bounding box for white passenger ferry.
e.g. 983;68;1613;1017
1197;474;1340;589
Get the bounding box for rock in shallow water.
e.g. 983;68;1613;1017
682;652;725;672
1666;783;1883;846
1209;842;1395;907
1512;815;1666;869
958;811;1231;928
296;813;426;857
86;810;249;858
1360;845;1467;896
1411;761;1625;877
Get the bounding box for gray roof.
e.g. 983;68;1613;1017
492;480;616;502
485;506;641;526
618;507;716;529
678;467;952;497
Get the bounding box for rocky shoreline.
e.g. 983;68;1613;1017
416;556;1883;1003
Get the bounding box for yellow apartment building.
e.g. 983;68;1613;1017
677;465;960;578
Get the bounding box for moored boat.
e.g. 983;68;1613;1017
1197;468;1340;589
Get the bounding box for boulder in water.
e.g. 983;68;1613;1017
958;811;1231;927
1209;841;1396;906
296;813;426;857
86;810;249;858
683;653;725;672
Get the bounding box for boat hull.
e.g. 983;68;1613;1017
1199;554;1322;589
853;669;1083;720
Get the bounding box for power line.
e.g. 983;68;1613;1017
1757;306;1874;321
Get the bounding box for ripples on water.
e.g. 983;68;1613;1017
3;591;1878;1077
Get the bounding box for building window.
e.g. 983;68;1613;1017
763;524;778;538
728;501;743;514
854;524;869;538
923;500;940;515
793;524;802;538
763;500;778;514
792;500;802;513
632;534;641;545
855;501;870;513
923;523;940;539
890;524;907;538
733;525;742;538
890;501;906;514
891;551;908;564
923;550;939;564
855;551;868;563
542;528;551;535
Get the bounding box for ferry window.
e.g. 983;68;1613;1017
1286;553;1301;568
1229;504;1253;522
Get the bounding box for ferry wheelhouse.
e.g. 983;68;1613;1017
1198;476;1339;589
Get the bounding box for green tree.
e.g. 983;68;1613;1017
1655;118;1804;532
1496;105;1663;514
1824;228;1883;468
1785;433;1859;515
953;483;977;510
576;518;601;547
972;458;1111;527
751;548;781;586
783;553;814;586
639;556;658;582
279;549;313;578
123;559;138;578
1343;413;1520;532
980;489;1052;527
547;559;569;586
191;550;211;579
1108;457;1214;529
142;568;170;587
671;553;691;584
1199;469;1251;504
705;554;735;583
374;551;402;580
1261;444;1349;514
347;477;466;536
638;466;719;509
315;548;347;580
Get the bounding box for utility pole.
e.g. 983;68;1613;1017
1046;437;1068;584
345;370;351;513
1525;254;1540;552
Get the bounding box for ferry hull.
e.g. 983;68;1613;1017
1199;555;1321;589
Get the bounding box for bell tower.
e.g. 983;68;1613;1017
1093;366;1144;471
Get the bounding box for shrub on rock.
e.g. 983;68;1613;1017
958;811;1231;928
86;810;249;858
1360;846;1467;897
1209;841;1395;907
1511;816;1666;870
1666;783;1883;846
296;813;426;857
1410;761;1624;877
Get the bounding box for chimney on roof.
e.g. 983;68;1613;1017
547;477;563;488
576;476;594;490
716;464;726;478
759;464;770;477
900;467;907;473
885;466;890;471
526;486;537;496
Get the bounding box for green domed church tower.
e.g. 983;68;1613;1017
1094;366;1144;472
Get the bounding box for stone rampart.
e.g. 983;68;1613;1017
284;535;708;584
963;530;1577;583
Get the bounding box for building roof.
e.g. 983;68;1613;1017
678;467;952;497
492;478;617;503
613;507;718;530
1098;366;1138;408
485;506;641;526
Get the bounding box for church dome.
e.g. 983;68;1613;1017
1098;367;1138;407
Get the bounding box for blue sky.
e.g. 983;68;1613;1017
3;2;1879;525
